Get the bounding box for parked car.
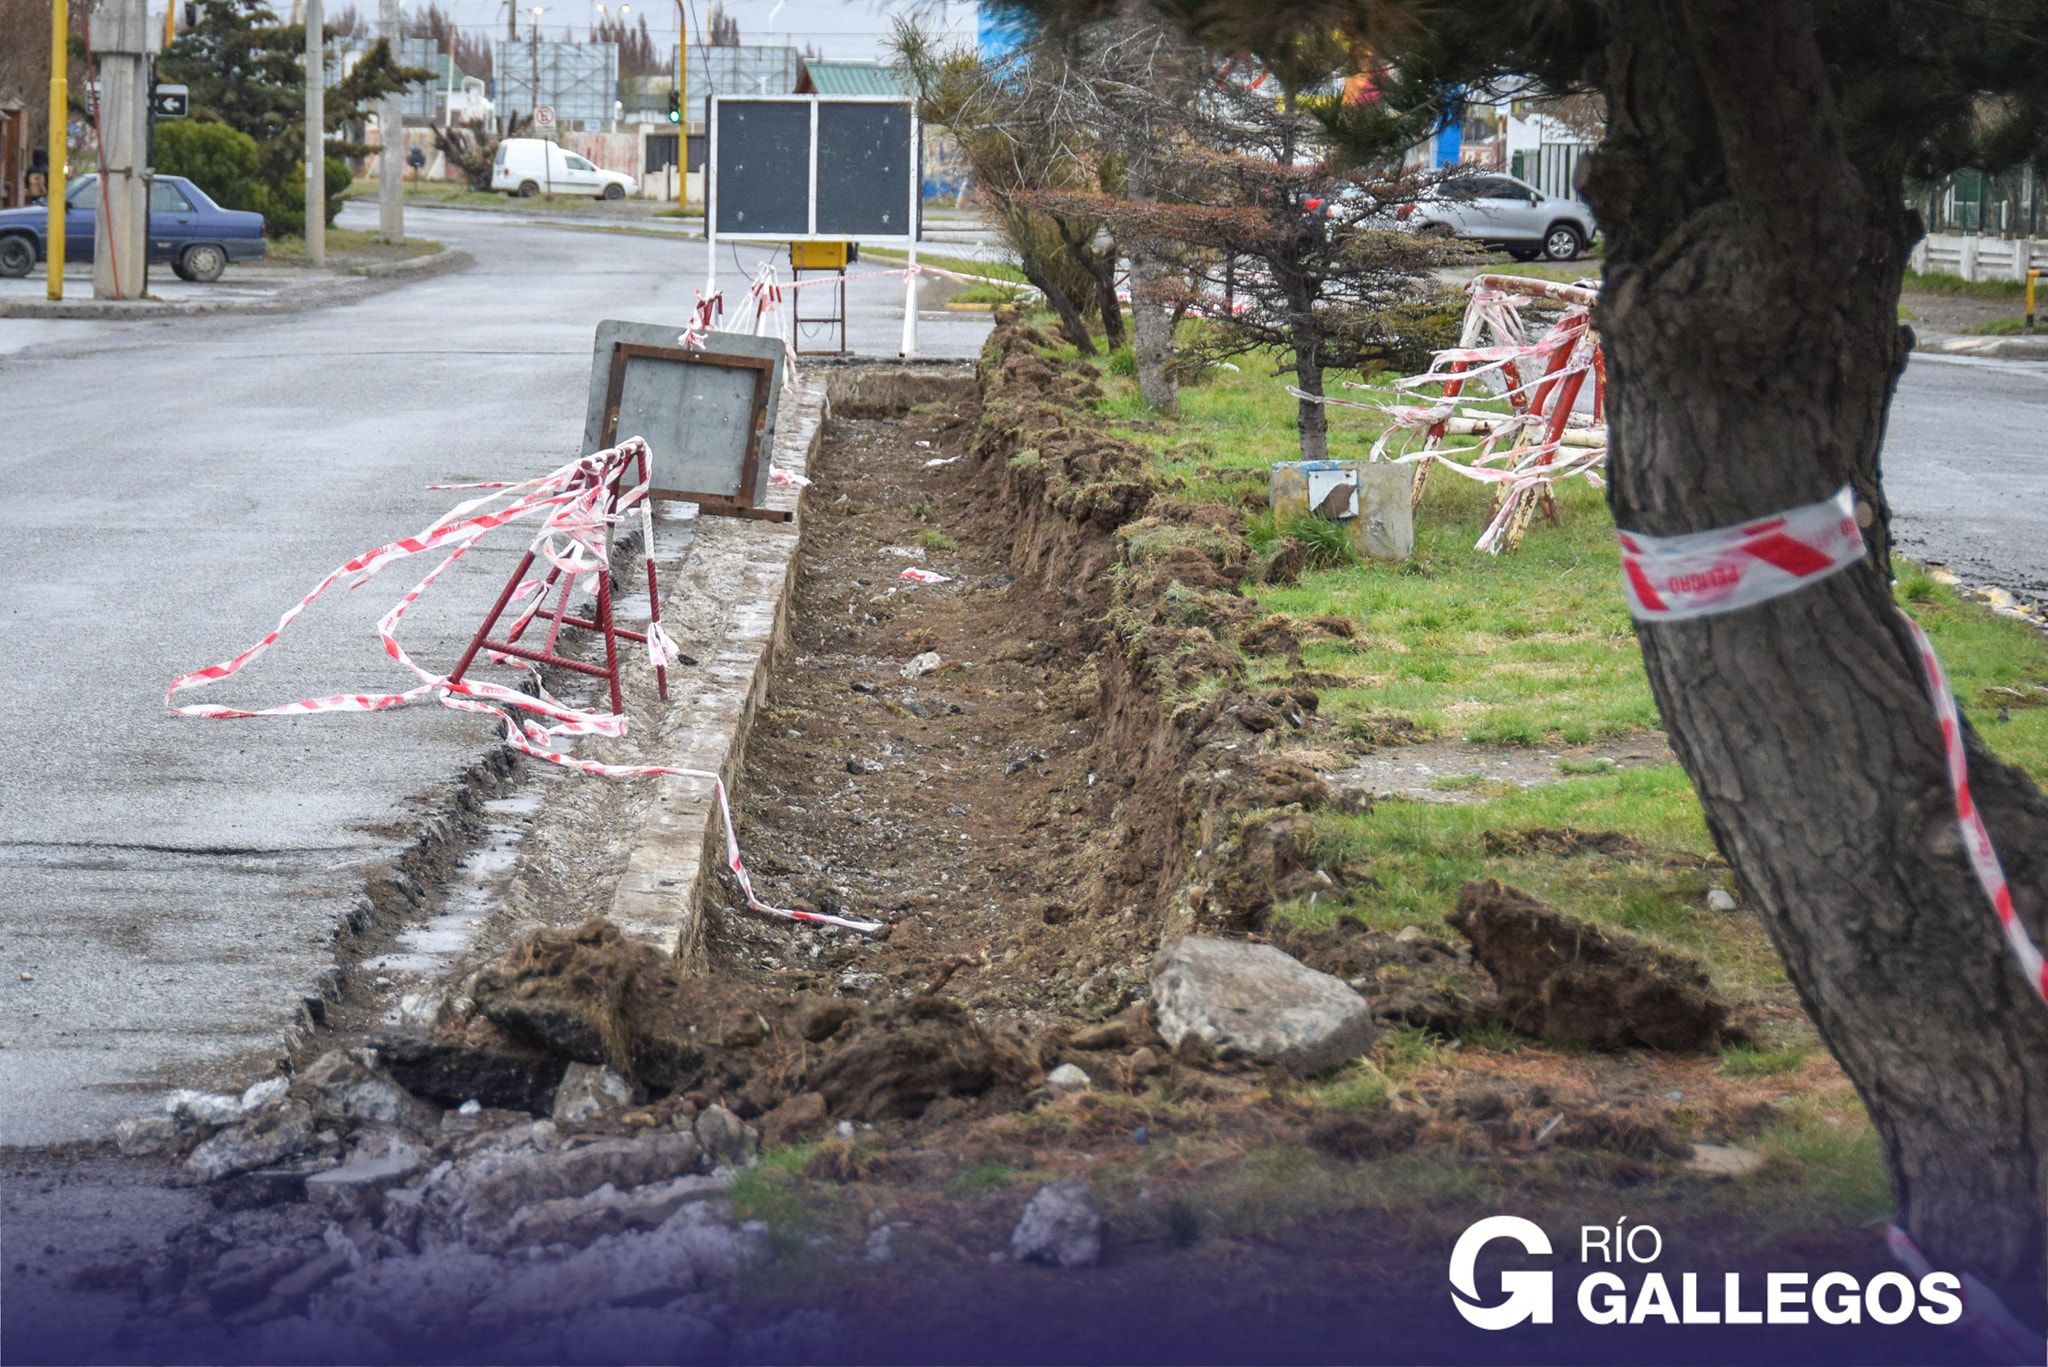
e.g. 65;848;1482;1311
491;138;637;200
1397;173;1597;262
0;174;267;281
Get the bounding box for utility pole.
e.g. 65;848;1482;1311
93;0;149;300
46;0;68;300
304;0;325;267
377;0;403;243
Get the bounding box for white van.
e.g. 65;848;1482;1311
491;138;638;200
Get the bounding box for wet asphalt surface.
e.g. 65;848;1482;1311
1884;352;2048;606
0;205;990;1148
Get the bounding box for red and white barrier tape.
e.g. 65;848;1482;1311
1618;483;2042;1002
1885;1224;2046;1363
1622;486;2048;1345
166;439;884;937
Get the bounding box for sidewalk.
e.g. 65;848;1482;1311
0;248;473;319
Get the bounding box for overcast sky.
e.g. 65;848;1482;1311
437;0;979;60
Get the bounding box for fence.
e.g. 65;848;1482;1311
1913;167;2043;239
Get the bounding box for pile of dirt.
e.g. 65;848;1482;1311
1277;919;1503;1035
1448;879;1732;1051
1480;828;1645;858
442;920;1038;1125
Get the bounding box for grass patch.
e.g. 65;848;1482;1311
1961;316;2032;335
945;1160;1014;1198
916;529;961;553
1721;1043;1807;1077
860;245;1028;286
268;227;443;265
1903;267;2028;299
1314;1062;1393;1110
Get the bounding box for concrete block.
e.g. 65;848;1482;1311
1269;460;1413;561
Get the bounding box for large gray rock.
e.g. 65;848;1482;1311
297;1050;439;1129
500;1173;733;1250
552;1062;635;1125
1010;1177;1101;1268
1150;937;1377;1074
448;1133;705;1247
185;1100;317;1183
305;1153;424;1222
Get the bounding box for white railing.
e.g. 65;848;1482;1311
1910;232;2047;283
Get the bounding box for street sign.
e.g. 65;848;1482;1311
150;84;189;120
534;104;556;129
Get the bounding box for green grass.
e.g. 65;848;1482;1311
859;245;1028;286
267;227;444;265
1903;267;2029;299
944;1160;1014;1198
1962;316;2032;335
916;529;961;552
1721;1043;1808;1077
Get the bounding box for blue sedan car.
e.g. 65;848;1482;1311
0;174;267;282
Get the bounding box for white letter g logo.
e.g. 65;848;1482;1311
1449;1216;1554;1330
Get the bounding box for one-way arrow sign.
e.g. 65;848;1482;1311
150;85;189;120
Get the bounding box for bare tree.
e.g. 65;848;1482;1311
895;18;1127;354
1053;75;1467;459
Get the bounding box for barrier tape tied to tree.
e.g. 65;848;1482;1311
1618;484;2047;1361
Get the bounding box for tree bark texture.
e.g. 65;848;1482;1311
1126;138;1180;416
1290;288;1329;461
1587;0;2048;1303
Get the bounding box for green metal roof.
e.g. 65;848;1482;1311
799;59;905;97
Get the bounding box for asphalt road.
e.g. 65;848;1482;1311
0;206;991;1147
1884;352;2048;606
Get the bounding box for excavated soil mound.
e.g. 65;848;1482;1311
1277;919;1503;1035
806;995;1037;1121
462;920;1038;1122
1448;879;1731;1051
1479;828;1645;858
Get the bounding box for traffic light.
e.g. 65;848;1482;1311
666;90;680;124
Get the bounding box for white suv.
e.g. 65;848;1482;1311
1398;173;1597;261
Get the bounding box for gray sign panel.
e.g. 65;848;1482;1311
712;100;809;237
709;95;917;243
816;102;912;237
581;321;786;512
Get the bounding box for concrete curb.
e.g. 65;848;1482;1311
606;387;821;959
1932;333;2048;360
0;247;474;320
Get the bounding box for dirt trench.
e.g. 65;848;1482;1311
714;390;1162;1034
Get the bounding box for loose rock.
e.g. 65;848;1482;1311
1044;1063;1091;1092
295;1049;438;1129
1010;1177;1102;1268
185;1101;317;1183
1150;937;1378;1074
552;1062;636;1125
694;1104;759;1167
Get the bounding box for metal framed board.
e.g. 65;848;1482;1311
708;95;918;244
580;321;790;520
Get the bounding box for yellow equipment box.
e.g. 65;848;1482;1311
789;241;855;270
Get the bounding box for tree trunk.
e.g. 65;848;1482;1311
1126;138;1179;416
1052;212;1125;350
1589;0;2048;1307
1130;253;1179;416
1290;291;1328;461
1003;205;1096;354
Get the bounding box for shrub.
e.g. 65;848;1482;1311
152;119;262;213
